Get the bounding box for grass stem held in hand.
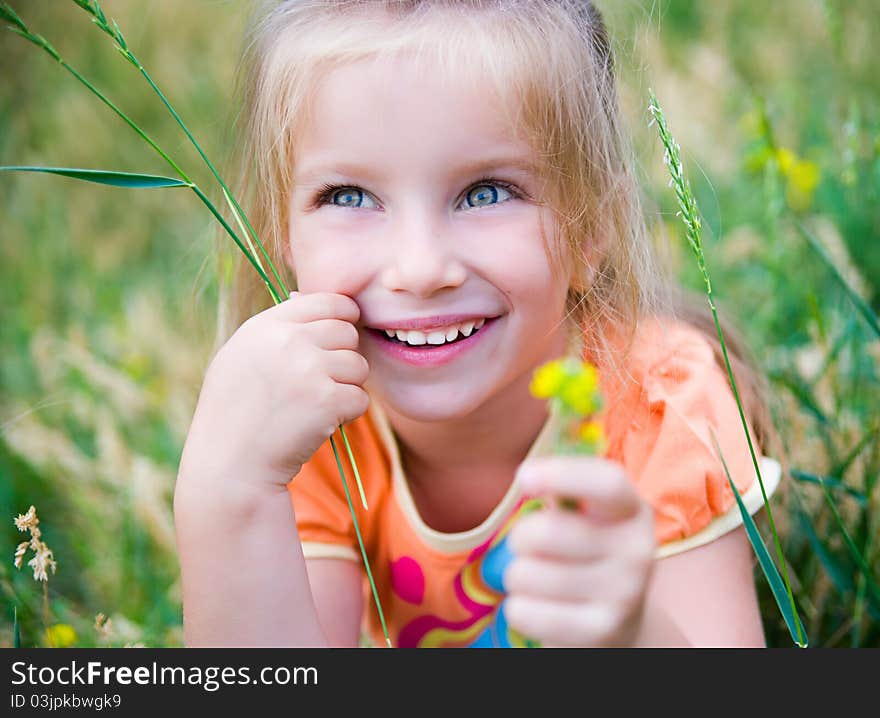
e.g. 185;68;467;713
68;0;369;514
2;1;379;641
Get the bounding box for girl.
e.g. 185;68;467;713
174;0;781;648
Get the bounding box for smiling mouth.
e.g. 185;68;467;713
367;316;499;349
380;325;485;348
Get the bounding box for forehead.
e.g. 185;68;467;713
292;53;539;184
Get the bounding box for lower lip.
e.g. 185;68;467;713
367;317;501;368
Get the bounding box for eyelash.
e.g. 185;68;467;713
311;176;523;210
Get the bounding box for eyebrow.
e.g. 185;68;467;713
294;156;541;187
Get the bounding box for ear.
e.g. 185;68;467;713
570;225;610;293
570;263;597;294
569;243;600;294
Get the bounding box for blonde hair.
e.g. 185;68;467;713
216;0;775;452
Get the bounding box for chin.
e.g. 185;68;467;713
369;378;491;423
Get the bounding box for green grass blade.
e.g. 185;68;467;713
338;425;368;510
794;221;880;339
769;372;830;426
795;508;855;596
711;431;808;647
790;469;867;507
69;0;290;300
650;89;804;645
831;426;879;478
0;166;189;189
327;435;391;648
13;606;21;648
815;475;880;606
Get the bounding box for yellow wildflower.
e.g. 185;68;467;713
787;158;820;210
530;358;605;455
558;363;599;416
578;420;605;445
775;147;797;175
530;359;601;415
45;623;77;648
529;359;567;398
774;147;820;211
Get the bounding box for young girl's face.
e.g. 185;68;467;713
287;54;573;422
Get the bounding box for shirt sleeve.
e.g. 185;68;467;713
286;413;386;562
602;320;781;557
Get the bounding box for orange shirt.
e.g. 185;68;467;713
287;318;781;647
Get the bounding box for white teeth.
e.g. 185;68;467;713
402;330;427;345
383;318;491;346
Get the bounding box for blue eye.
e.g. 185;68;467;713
462;182;513;209
325;187;378;209
331;188;361;207
313;178;519;210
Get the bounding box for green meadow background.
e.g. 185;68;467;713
1;0;877;647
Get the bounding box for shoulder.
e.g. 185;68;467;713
596;316;729;443
606;315;719;389
593;317;780;552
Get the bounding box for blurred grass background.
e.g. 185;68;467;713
1;0;877;647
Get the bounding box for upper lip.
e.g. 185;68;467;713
366;314;498;331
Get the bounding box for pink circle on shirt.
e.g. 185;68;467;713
390;556;425;605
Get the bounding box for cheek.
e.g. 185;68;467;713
288;221;372;294
479;228;565;307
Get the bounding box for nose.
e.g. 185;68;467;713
380;211;467;297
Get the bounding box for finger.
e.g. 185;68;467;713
303;319;360;351
503;595;620;647
506;508;603;561
504;554;653;602
329;382;371;424
516;456;641;522
507;504;655;561
324;349;370;386
272;291;361;325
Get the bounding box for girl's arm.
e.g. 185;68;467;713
632;525;766;647
174;291;371;647
175;471;360;647
305;558;364;647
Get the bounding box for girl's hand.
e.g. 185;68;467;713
504;456;656;647
178;292;370;490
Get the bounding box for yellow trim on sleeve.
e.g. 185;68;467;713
655;457;782;559
301;541;360;562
